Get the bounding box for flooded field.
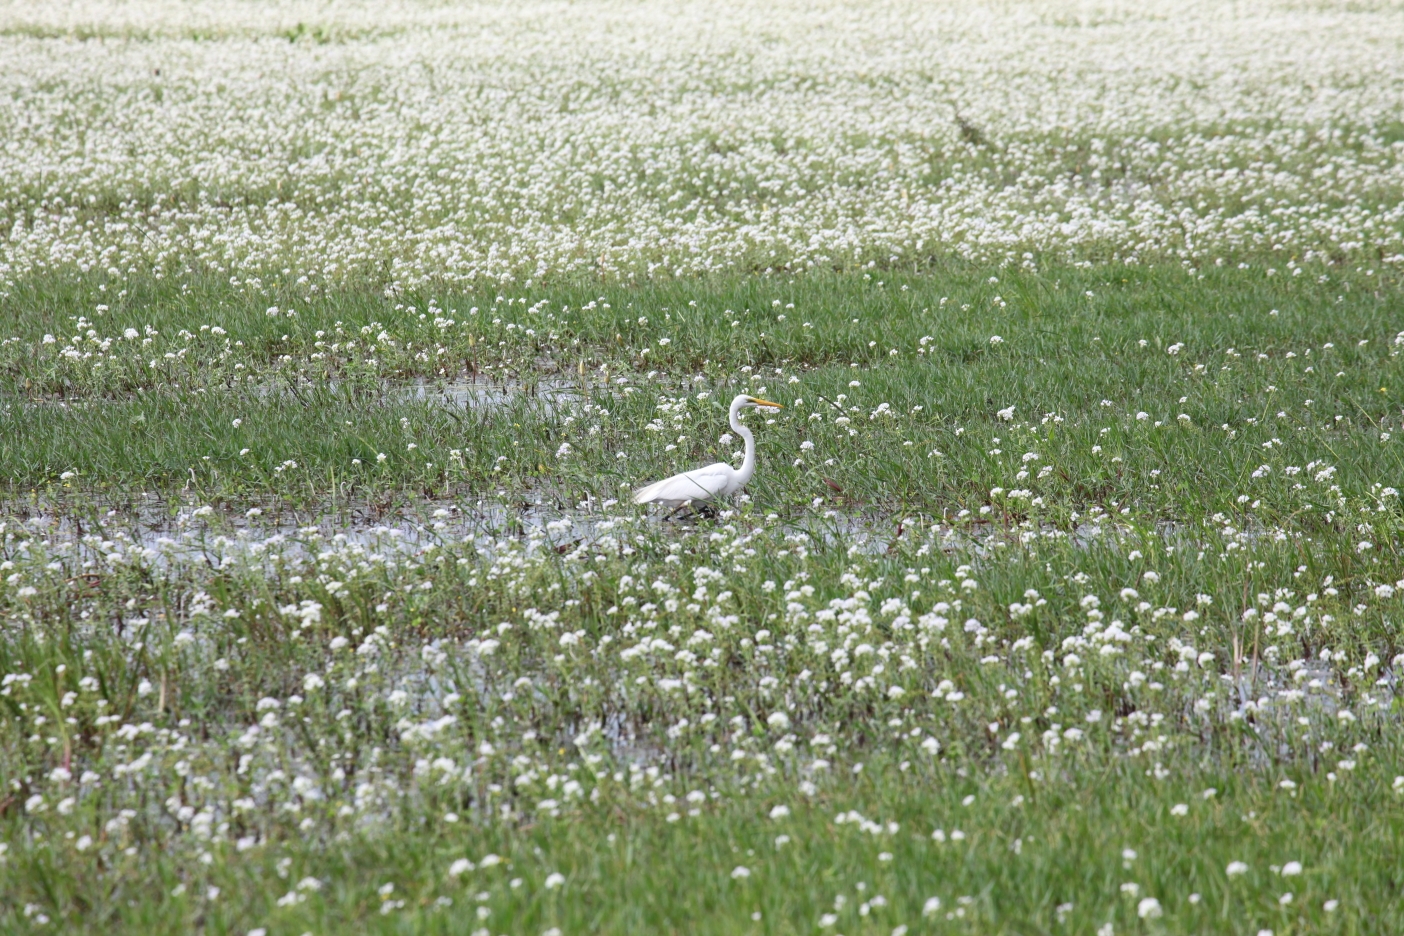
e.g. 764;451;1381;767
3;0;1404;933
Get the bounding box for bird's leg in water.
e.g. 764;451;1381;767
662;502;693;522
663;501;718;522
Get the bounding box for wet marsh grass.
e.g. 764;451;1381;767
4;264;1403;520
1;505;1401;934
2;263;1404;934
7;3;1404;929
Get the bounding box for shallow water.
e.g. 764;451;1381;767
3;494;1258;584
4;375;587;414
386;377;582;411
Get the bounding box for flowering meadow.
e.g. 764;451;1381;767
4;0;1404;291
3;1;1404;934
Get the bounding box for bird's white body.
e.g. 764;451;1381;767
633;394;781;509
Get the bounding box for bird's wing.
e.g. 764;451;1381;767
633;462;735;504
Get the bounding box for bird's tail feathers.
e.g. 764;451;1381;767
631;479;666;504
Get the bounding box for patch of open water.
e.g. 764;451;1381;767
3;491;1281;586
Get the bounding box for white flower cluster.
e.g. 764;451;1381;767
4;0;1404;293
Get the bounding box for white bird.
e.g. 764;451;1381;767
633;394;782;512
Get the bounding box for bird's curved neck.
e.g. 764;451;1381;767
730;402;756;487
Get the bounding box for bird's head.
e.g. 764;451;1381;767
740;395;783;410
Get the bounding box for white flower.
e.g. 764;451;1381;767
1227;861;1249;876
1281;861;1302;876
448;859;475;877
1137;897;1162;919
922;897;941;916
997;405;1016;420
769;805;790;820
730;865;751;879
544;872;565;889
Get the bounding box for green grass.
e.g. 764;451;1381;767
4;263;1402;519
2;262;1403;934
9;763;1400;934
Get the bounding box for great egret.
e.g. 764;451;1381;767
633;394;782;512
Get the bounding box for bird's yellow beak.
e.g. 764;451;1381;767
748;397;783;409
